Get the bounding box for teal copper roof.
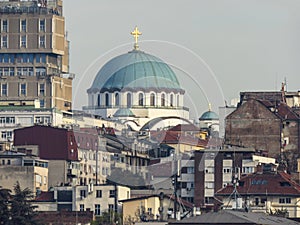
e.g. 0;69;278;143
113;108;135;117
88;50;183;93
199;111;219;120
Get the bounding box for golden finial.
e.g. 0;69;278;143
131;26;142;50
208;103;212;111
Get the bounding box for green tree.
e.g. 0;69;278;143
0;188;11;225
9;181;39;225
92;211;123;225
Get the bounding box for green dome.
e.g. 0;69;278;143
88;50;183;93
113;108;135;117
199;111;219;120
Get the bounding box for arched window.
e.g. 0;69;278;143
115;93;119;106
177;94;180;107
97;94;101;106
105;93;109;107
161;93;165;107
138;93;144;106
170;94;174;107
127;93;132;107
150;93;155;106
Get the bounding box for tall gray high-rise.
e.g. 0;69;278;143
0;0;73;111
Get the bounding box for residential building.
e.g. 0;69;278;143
13;125;79;186
168;210;300;225
34;184;130;216
216;168;300;218
0;107;63;150
120;194;193;223
225;96;300;172
193;148;278;211
0;150;48;195
0;0;73;111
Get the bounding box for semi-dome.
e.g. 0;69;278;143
88;50;183;93
199;111;219;120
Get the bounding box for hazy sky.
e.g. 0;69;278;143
63;0;300;120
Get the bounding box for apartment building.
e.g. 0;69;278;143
0;0;72;111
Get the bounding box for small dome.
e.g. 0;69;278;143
113;108;135;117
199;111;219;120
88;50;184;93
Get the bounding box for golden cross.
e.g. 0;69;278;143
131;26;142;50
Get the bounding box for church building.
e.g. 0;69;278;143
84;27;190;130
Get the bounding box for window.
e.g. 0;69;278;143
17;67;33;76
97;94;101;106
161;93;165;106
40;99;45;108
105;93;109;107
0;54;14;63
187;167;194;174
80;190;86;198
36;67;46;76
1;84;7;96
177;95;180;106
20;83;26;95
205;167;214;174
6;117;15;124
109;190;115;198
223;168;232;174
39;35;45;48
21;35;26;48
0;68;13;76
36;54;46;63
39;19;45;31
2;20;8;32
80;204;84;211
115;93;119;106
96;190;102;198
39;83;45;96
21;19;26;32
279;198;291;204
9;68;14;76
150;93;155;106
170;94;174;107
138;93;144;106
1;35;8;48
127;93;132;107
95;204;101;216
108;204;114;212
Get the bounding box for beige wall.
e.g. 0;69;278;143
0;165;48;195
48;160;68;187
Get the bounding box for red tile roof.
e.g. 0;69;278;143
216;171;300;196
35;191;54;202
151;131;207;148
168;124;200;132
276;103;299;120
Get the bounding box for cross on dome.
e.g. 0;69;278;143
131;26;142;50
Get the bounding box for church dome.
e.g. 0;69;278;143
199;111;219;120
88;50;183;94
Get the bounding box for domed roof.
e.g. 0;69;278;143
199;110;219;120
88;50;183;93
113;108;135;117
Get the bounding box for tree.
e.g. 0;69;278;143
0;188;11;225
92;211;123;225
9;181;39;225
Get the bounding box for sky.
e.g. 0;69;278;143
63;0;300;120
